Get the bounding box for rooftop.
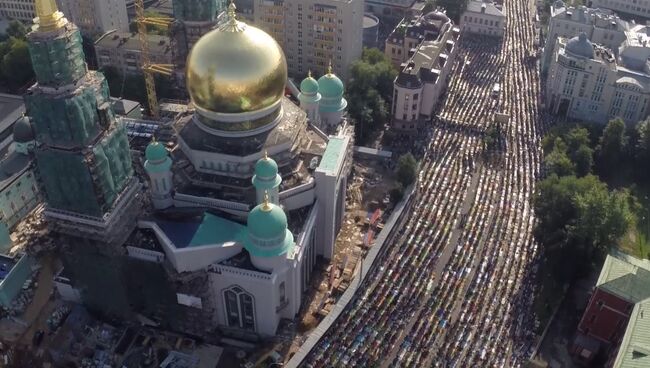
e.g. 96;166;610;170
317;136;348;175
596;251;650;303
613;297;650;367
95;30;171;55
0;153;32;192
465;0;505;17
0;93;24;135
156;211;246;249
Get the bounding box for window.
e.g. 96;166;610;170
279;282;286;303
223;286;256;331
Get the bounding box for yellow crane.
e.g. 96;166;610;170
134;0;175;119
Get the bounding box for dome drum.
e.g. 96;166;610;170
193;101;283;137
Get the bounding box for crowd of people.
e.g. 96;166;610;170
302;0;552;366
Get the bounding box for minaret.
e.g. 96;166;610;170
317;61;348;128
144;139;174;210
252;151;281;206
25;0;140;245
298;70;321;124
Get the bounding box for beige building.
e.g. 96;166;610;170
0;0;35;22
95;30;172;75
253;0;363;81
57;0;129;36
390;12;460;130
460;0;506;37
589;0;650;19
546;32;650;124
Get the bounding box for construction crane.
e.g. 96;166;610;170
134;0;175;119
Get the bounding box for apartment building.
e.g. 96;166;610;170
57;0;129;36
95;30;172;75
253;0;364;81
0;0;35;22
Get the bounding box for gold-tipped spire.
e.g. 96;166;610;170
308;70;312;78
219;0;245;32
34;0;67;32
263;150;269;160
327;60;333;76
261;191;272;212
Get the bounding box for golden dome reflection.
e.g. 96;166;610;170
185;9;288;115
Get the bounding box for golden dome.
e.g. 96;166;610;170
186;4;287;115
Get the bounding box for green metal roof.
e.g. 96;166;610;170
145;141;168;162
254;156;278;179
158;212;247;248
300;76;319;94
144;157;172;174
252;173;281;190
318;73;344;98
613;298;650;368
317;137;347;175
248;203;287;240
596;252;650;303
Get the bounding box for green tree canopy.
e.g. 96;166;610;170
597;118;629;176
534;174;635;284
347;48;397;144
396;153;418;187
1;37;34;89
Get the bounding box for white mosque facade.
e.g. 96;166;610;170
132;5;353;338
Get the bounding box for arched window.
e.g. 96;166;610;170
222;286;256;332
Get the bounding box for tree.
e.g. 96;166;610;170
396;153;418;187
636;119;650;181
347;48;397;144
597;118;629;177
545;138;575;177
1;38;34;89
573;144;594;177
5;20;27;39
534;174;635;284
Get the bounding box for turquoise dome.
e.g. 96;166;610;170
145;141;168;162
300;75;319;94
255;155;278;179
318;73;344;98
245;201;294;257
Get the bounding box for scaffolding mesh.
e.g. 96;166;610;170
36;149;104;217
28;27;86;87
26;84;103;148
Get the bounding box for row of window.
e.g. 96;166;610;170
463;16;501;28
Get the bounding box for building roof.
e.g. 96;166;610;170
613;298;650;368
566;32;595;59
95;30;171;55
596;252;650;303
0;152;31;192
12;116;34;143
465;0;505;17
317;136;347;175
0;93;25;137
318;73;345;98
156;212;246;249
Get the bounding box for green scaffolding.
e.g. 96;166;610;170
36;149;104;217
27;27;86;87
36;123;133;218
173;0;226;22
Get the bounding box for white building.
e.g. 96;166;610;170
589;0;650;19
389;12;460;130
56;0;129;36
460;0;506;37
129;6;353;338
546;32;650;124
542;2;627;73
0;0;34;22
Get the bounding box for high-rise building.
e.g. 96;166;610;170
588;0;650;20
253;0;363;81
56;0;129;37
171;0;227;68
24;0;140;245
0;0;35;22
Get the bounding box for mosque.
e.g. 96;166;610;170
23;1;353;338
